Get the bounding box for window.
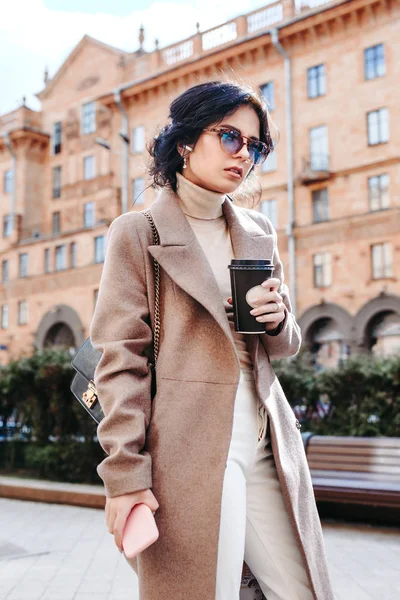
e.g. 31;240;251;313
369;174;389;211
2;260;9;283
309;125;329;171
84;155;95;180
3;215;12;238
95;235;105;263
52;166;61;198
44;248;51;273
84;202;95;227
313;253;332;288
81;101;96;134
260;82;274;111
131;126;145;153
1;305;8;329
364;44;385;80
19;253;28;278
260;199;278;229
307;64;326;98
52;121;62;154
52;211;60;234
4;170;13;193
70;242;76;269
55;245;66;271
367;108;389;145
132;177;145;205
18;300;28;325
312;188;329;222
371;243;392;279
261;151;277;173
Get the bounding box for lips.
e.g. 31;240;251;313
224;166;243;178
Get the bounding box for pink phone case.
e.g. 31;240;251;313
122;503;159;559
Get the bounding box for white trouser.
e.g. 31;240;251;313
215;369;313;600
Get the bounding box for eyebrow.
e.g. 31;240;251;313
219;123;260;142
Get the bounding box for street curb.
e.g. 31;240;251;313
0;476;105;509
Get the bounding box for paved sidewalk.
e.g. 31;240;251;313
0;497;399;600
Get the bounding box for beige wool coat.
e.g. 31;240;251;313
90;186;334;600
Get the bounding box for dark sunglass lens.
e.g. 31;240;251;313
249;142;268;165
220;130;242;154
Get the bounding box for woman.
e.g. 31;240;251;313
90;81;334;600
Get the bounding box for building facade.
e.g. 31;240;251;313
1;0;399;367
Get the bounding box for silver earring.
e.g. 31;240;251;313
183;156;187;169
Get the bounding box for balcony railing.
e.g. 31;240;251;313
299;154;331;184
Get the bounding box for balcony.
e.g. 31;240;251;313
298;154;332;185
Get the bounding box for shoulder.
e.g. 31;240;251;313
107;210;152;243
235;205;276;238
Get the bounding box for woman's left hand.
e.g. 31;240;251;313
227;277;286;332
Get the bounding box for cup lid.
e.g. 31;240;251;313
230;259;273;266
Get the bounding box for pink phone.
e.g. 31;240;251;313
122;503;159;559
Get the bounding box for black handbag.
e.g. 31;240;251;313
70;210;161;424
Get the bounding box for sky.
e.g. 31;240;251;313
0;0;272;115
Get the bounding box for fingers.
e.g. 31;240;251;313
114;510;131;552
249;301;283;317
261;278;281;291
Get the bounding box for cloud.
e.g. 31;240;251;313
0;0;267;114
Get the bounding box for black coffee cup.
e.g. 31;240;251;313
228;259;275;334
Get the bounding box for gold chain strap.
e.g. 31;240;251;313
142;210;160;366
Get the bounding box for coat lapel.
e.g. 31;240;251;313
147;187;275;352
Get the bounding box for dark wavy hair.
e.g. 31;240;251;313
147;81;276;206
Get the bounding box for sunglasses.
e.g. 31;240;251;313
203;127;271;166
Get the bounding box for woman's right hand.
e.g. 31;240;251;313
105;488;159;552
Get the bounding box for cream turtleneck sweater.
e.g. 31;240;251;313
175;172;253;372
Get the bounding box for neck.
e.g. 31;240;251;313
176;172;226;220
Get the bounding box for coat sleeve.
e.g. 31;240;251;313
257;217;302;361
89;214;153;498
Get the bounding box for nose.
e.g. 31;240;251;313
234;142;251;163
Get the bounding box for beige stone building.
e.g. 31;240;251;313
1;0;399;368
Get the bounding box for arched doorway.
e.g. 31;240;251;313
35;305;85;355
298;303;353;369
355;294;400;356
43;322;76;350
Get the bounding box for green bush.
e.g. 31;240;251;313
272;351;400;437
24;439;105;484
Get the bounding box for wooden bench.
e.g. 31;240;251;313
302;434;400;514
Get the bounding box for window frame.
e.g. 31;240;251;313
81;101;96;135
367;108;389;146
3;215;11;238
94;235;105;264
19;253;29;278
52;165;62;199
312;188;329;223
371;242;392;279
131;125;145;153
52;211;60;234
364;43;385;81
2;259;9;284
83;155;96;181
368;174;389;211
260;82;275;111
307;64;326;99
17;300;28;326
1;304;8;329
83;201;95;227
52;121;62;154
313;252;332;288
55;244;67;271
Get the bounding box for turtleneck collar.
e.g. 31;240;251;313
176;172;226;220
